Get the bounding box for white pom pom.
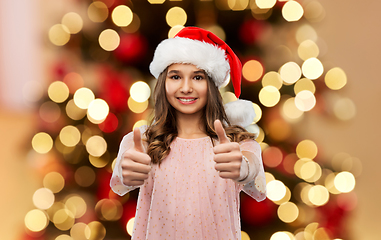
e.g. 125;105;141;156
224;99;256;127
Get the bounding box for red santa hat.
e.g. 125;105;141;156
149;27;256;128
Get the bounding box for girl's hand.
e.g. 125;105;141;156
213;120;242;180
121;127;152;186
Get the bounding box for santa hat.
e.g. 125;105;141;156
149;27;256;128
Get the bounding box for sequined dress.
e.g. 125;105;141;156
110;127;266;240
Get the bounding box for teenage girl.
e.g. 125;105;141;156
111;27;266;239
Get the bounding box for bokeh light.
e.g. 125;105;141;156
74;88;95;109
25;209;49;232
296;139;318;159
43;172;65;193
126;217;135;236
263;146;283;168
130;81;151;103
66;99;87;121
99;29;120;51
59;125;81;147
270;231;292;240
302;58;324;80
333;97;356;120
87;99;109;124
295;90;316;111
66;195;87;219
61;12;83;34
296;24;318;44
279;62;301;85
168;25;185;38
133;120;148;130
32;132;53;154
49;24;70;46
278;202;299;223
294;78;316;94
242;60;263;82
262;71;283;90
85;221;106;240
298;40;319;60
48;81;70;103
282;0;304;22
33;188;55;210
308;185;329;206
334;171;356;193
88;1;108;23
166;7;187;27
112;5;133;27
86;135;107;157
255;0;276;9
281;97;304;122
128;97;149;114
228;0;250;11
325;67;347;90
259;86;281;107
267;180;287;201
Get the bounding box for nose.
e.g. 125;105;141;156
180;78;193;93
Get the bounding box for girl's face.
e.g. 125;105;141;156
165;63;208;117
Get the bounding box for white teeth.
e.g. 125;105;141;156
179;98;196;102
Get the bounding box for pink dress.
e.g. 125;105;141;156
110;126;266;240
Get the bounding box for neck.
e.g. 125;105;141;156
175;111;207;139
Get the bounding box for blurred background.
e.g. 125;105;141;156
0;0;378;239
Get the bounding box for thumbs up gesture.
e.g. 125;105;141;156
121;127;152;186
213;120;242;180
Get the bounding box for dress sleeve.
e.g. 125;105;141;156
110;125;148;196
239;139;267;202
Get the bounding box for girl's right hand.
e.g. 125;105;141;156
121;127;152;186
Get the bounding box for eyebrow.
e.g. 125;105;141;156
167;70;206;75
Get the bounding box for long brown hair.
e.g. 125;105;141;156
144;67;255;164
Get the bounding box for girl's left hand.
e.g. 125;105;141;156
213;120;242;180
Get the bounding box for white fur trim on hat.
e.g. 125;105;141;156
149;37;230;88
224;99;256;128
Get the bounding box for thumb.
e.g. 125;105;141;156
214;120;229;144
133;127;144;152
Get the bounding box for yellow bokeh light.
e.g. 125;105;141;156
252;103;262;123
59;125;81;147
89;154;109;168
304;1;325;22
334;171;356;193
296;139;318;159
256;126;265;143
112;5;133;27
148;0;165;3
308;185;329;206
43;172;65;193
334;98;356;121
62;12;83;34
48;81;70;103
98;199;123;221
222;91;237;104
133;120;148;130
270;231;292;240
55;235;73;240
122;13;141;33
86;221;106;240
168;25;185;38
242;60;263;82
49;24;70;46
278;202;299;223
279;62;302;84
298;40;319;61
99;29;120;51
166;7;187;27
130;81;151;103
325;67;347;90
53;209;75;231
259;86;281;107
74;87;95;109
296;24;318;44
302;58;324;80
86;135;107;157
128;97;149;114
325;172;341;194
273;186;291;205
265;172;275;183
295;90;316;111
87;99;109;124
294;78;316;95
33;188;55;210
262;71;282;90
32;132;53;154
282;97;304;122
66;99;87;121
282;0;304;22
227;0;249;11
25;209;49;232
88;1;108;23
66;195;87;218
255;0;276;9
266;180;286;201
300;183;313;206
300;161;322;182
126;217;135;236
206;25;226;42
70;222;88;240
294;158;312;180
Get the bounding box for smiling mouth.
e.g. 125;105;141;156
176;97;198;104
